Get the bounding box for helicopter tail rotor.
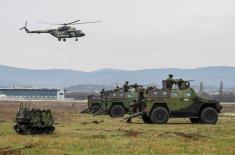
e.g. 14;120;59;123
19;21;30;32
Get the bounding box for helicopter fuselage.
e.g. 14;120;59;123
23;26;85;41
49;29;86;39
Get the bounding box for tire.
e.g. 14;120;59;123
190;118;201;124
200;107;218;124
110;105;125;118
90;105;101;114
150;107;169;124
142;114;152;124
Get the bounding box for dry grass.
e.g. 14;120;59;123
0;101;235;155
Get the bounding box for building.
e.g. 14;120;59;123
0;88;64;100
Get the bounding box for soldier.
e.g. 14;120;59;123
177;79;185;90
100;89;105;95
114;86;120;92
123;81;129;92
166;74;177;90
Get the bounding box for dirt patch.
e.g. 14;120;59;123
80;120;104;125
124;130;142;137
158;132;178;138
159;131;208;140
91;134;106;139
92;120;100;124
174;132;208;140
0;145;34;155
80;122;89;125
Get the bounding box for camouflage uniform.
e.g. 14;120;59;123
166;74;176;90
100;89;105;95
123;81;129;92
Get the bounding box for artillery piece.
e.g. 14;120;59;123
14;102;55;135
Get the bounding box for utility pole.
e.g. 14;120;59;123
199;81;204;95
219;80;223;96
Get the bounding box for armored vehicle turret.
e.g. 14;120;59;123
14;103;55;135
125;79;222;124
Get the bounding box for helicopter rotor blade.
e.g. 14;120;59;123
38;20;80;26
66;20;80;25
72;21;102;25
34;20;99;26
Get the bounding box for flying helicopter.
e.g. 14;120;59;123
19;20;101;41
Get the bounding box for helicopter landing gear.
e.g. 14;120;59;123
63;38;66;42
58;38;61;41
75;38;78;41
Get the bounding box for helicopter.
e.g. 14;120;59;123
19;20;101;41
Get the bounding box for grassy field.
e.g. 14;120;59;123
0;101;235;155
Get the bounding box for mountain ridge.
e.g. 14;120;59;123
0;65;234;88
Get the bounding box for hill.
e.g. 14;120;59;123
0;65;234;89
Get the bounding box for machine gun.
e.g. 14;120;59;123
175;79;194;90
129;83;142;89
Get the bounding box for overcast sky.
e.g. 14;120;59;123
0;0;235;71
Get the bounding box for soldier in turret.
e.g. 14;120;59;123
166;74;177;90
114;86;120;92
100;88;105;95
123;81;129;92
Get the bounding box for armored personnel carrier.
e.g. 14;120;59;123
125;79;222;124
14;103;55;135
82;82;141;118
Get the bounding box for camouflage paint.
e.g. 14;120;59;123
145;88;221;117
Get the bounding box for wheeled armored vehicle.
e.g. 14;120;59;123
14;103;55;135
125;79;222;124
82;83;141;117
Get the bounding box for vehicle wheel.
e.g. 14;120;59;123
63;38;66;42
200;107;218;124
150;107;169;124
58;38;61;41
110;105;125;118
75;38;78;41
90;105;101;114
142;114;152;124
190;118;201;124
